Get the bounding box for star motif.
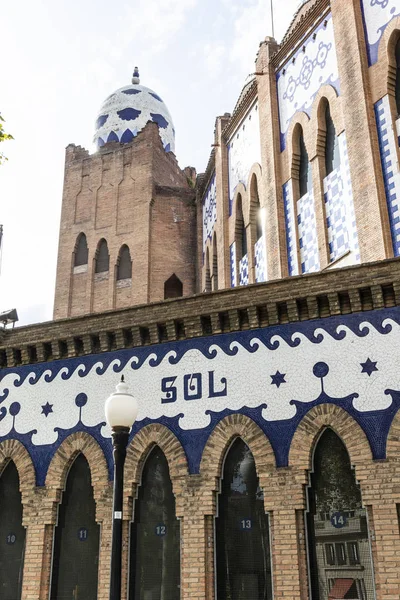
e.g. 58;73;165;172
270;371;286;388
360;358;378;377
41;402;53;417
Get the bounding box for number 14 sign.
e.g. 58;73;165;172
330;512;347;529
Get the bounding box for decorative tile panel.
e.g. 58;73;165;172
202;174;217;255
361;0;400;66
277;13;340;150
3;309;400;480
230;242;237;287
227;102;261;215
324;133;360;263
239;254;249;286
297;191;320;273
283;181;299;276
255;236;267;283
374;95;400;256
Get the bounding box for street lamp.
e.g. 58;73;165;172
105;375;138;600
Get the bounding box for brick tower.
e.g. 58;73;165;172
53;68;196;320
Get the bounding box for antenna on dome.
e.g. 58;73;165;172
270;0;275;39
132;67;140;85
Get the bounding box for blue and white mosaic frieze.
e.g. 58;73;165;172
230;242;237;287
375;95;400;256
227;102;261;215
283;182;300;276
298;190;320;273
93;75;175;152
239;254;249;286
255;236;267;283
202;174;217;255
2;309;400;482
277;13;340;151
361;0;400;66
324;133;360;263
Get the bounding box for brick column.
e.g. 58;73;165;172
270;509;305;599
181;515;209;600
369;503;400;599
21;522;53;600
331;0;392;262
214;115;231;289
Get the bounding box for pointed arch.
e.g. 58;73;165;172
164;273;183;299
74;232;88;267
45;432;109;510
0;439;36;498
95;238;109;273
289;405;373;475
117;244;132;280
386;407;400;459
124;424;189;517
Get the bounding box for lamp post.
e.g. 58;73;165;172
105;375;138;600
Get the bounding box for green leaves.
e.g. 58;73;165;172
0;113;13;165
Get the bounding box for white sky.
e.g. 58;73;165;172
1;0;301;326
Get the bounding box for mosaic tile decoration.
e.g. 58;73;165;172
361;0;400;66
239;254;249;286
297;190;320;273
93;69;175;152
339;133;360;262
227;102;261;215
375;95;400;256
3;308;400;480
230;242;237;287
202;174;217;255
277;13;340;150
255;236;267;283
283;181;300;276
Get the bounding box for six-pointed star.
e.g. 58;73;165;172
41;402;53;417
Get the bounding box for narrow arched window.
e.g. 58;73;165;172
306;429;375;600
236;195;247;260
216;439;273;600
51;454;100;600
164;274;183;299
299;131;312;197
0;461;26;599
396;38;400;115
95;239;109;273
205;248;211;292
212;233;218;291
129;447;180;600
74;233;88;267
325;103;340;176
117;245;132;280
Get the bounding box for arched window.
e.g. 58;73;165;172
205;247;211;292
396;38;400;115
325;103;340;176
117;245;132;280
212;233;218;291
306;429;375;600
0;461;25;599
164;274;183;299
129;447;180;600
235;195;247;260
216;439;273;600
51;454;100;600
95;239;109;273
74;233;88;267
299;130;312;197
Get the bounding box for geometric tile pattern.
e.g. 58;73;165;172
361;0;400;66
375;95;400;257
230;242;237;288
277;13;340;150
297;190;320;274
227;101;261;215
323;132;359;265
283;181;299;276
239;254;249;286
255;236;267;283
202;173;217;254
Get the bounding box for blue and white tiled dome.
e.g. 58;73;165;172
93;68;175;152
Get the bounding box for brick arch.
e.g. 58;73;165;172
200;415;276;491
245;163;263;220
45;432;109;504
289;405;373;475
124;423;189;503
0;439;35;500
386;406;400;459
310;85;341;130
231;182;248;228
287;111;311;171
377;17;400;68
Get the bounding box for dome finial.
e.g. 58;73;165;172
132;66;140;85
